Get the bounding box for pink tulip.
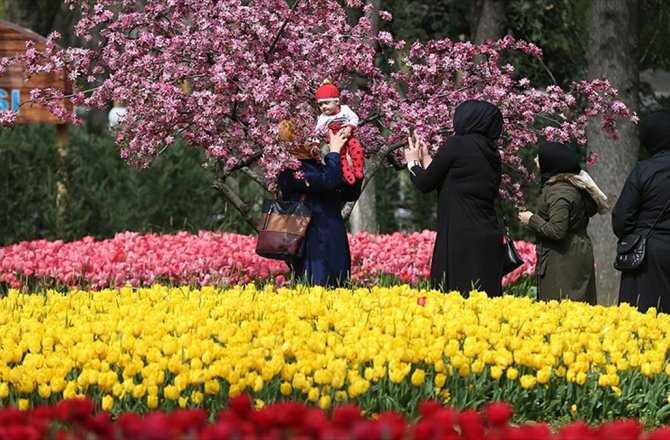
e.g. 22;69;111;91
0;231;536;291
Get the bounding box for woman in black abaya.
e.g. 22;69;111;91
404;100;504;296
613;112;670;312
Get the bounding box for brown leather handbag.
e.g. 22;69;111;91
255;194;312;261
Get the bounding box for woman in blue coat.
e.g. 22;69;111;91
278;127;362;287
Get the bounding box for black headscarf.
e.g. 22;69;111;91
453;100;503;140
639;112;670;155
538;142;581;185
453;100;503;174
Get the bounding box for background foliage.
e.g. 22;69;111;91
1;0;670;244
0;123;259;245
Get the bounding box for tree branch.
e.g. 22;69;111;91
537;56;559;86
264;0;303;62
211;175;258;232
221;152;262;178
639;28;660;66
241;166;268;188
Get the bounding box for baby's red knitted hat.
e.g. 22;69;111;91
315;80;340;102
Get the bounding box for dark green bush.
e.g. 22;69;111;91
0;124;257;245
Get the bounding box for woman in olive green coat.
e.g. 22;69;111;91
518;142;608;304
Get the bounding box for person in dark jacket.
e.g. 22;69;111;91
404;100;504;296
277;121;362;287
612;112;670;312
518;142;608;304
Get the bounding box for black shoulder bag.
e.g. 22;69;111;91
502;218;524;275
614;198;670;271
496;201;524;275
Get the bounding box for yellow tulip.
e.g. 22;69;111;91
191;391;204;404
410;369;425;386
308;387;320;402
18;399;30;411
38;383;52;399
132;384;146;399
147;393;159;409
471;360;485;375
280;382;292;396
204;380;221;395
164;385;180;400
598;374;610;387
319;395;331;410
63;381;78;399
102;395;114;411
248;376;261;393
457;365;470;377
519;374;536;389
112;383;125;398
536;367;551;384
490;366;503;380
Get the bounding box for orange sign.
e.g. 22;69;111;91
0;20;72;124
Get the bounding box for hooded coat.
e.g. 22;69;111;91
409;100;504;296
612;112;670;312
527;142;607;304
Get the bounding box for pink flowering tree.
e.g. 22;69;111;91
0;0;635;228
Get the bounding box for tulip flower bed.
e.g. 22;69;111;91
3;395;669;440
2;285;670;427
0;231;536;293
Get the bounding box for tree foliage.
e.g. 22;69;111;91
0;0;636;228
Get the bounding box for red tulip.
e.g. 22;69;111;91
331;404;363;428
228;394;253;418
484;401;513;427
458;409;485;440
558;421;597;440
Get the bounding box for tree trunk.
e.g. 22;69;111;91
350;176;378;233
470;0;505;44
349;0;380;234
55;124;70;238
586;0;639;305
0;0;63;36
0;0;39;30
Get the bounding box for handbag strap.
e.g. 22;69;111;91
276;190;307;203
645;198;670;238
494;199;513;240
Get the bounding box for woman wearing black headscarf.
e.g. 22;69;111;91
518;142;608;304
404;100;504;296
613;112;670;312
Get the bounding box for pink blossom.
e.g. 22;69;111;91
379;10;393;21
0;1;636;205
